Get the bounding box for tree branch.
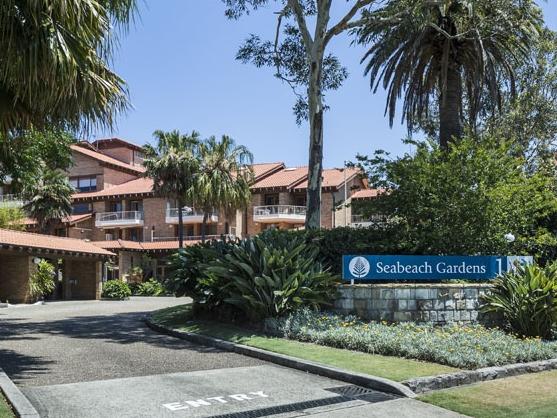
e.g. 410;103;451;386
324;0;375;45
287;0;313;51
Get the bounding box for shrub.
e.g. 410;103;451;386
207;233;338;321
136;279;165;296
481;263;557;339
102;280;131;299
29;259;56;299
270;309;557;369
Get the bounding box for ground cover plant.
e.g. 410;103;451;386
270;309;557;369
150;304;456;382
135;279;166;296
101;280;131;300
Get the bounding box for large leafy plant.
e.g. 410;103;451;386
29;259;56;299
481;263;557;339
206;233;338;322
101;280;131;300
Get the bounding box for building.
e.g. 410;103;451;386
0;137;376;282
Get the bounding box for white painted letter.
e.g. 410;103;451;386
163;402;189;411
229;394;252;401
185;399;212;408
249;391;269;398
207;396;228;404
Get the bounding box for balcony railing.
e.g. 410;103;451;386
151;234;235;242
253;205;306;224
350;214;386;227
95;211;144;228
0;194;24;207
165;208;218;224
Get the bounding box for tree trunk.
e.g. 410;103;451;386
305;52;325;230
201;212;209;243
439;65;463;149
177;201;184;249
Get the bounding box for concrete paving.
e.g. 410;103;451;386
0;297;466;417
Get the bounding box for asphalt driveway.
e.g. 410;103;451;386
0;297;263;387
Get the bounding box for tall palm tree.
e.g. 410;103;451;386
143;130;200;248
0;0;137;133
194;135;253;243
23;170;73;235
356;0;542;148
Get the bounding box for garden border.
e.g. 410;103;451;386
403;358;557;393
144;315;416;398
0;367;39;418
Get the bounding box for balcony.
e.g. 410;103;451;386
253;205;306;224
350;214;386;228
0;194;24;208
95;211;144;228
165;208;218;224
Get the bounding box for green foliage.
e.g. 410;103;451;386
101;280;131;300
29;259;56;299
350;137;557;257
0;207;25;231
482;263;557;339
207;234;338;321
273;309;557;369
136;279;166;296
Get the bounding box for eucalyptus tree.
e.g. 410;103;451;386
224;0;376;229
143;130;201;248
0;0;137;134
23;169;73;235
194;135;253;243
356;0;542;149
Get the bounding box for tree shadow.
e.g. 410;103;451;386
0;348;54;383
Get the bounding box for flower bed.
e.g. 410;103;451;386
268;309;557;369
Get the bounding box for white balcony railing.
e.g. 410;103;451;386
0;194;24;207
95;211;144;228
350;214;386;228
151;234;235;242
253;205;306;224
165;208;218;224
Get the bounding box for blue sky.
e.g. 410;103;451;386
95;1;557;168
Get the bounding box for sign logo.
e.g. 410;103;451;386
348;256;370;278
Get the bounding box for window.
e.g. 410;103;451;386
129;200;143;211
129;228;142;242
110;202;123;212
70;176;97;193
264;193;279;205
72;203;92;215
294;194;306;206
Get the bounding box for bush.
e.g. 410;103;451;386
136;279;166;296
481;263;557;339
207;233;338;321
102;280;131;299
29;259;56;299
270;309;557;369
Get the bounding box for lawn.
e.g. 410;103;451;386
0;392;14;418
151;304;457;382
420;370;557;418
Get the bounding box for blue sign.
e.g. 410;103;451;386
342;255;533;282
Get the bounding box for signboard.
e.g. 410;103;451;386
342;255;533;282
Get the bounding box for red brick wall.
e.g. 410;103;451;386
63;259;102;300
0;252;34;303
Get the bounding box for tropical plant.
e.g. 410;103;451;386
482;263;557;339
29;259;56;299
143;130;200;248
102;280;132;299
23;169;73;234
0;207;25;231
136;279;165;296
0;0;136;133
193;135;253;242
356;0;542;148
206;233;338;321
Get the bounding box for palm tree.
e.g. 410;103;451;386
143;130;200;248
0;0;137;133
23;170;73;235
356;0;542;148
194;135;253;243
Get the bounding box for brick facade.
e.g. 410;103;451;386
0;252;35;303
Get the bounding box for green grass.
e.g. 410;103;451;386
151;304;457;382
419;370;557;418
0;391;14;418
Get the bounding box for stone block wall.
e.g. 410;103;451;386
334;283;493;324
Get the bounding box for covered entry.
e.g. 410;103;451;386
0;229;114;303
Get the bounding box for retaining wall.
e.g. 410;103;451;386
334;283;493;324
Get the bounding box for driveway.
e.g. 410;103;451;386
0;298;465;417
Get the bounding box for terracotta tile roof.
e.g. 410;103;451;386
23;213;93;226
293;168;361;191
351;189;382;200
92;138;144;152
251;167;308;191
91;239;199;252
71;144;145;174
0;228;114;257
251;162;284;180
73;177;154;200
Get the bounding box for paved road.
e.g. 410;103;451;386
0;297;263;386
0;298;466;417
